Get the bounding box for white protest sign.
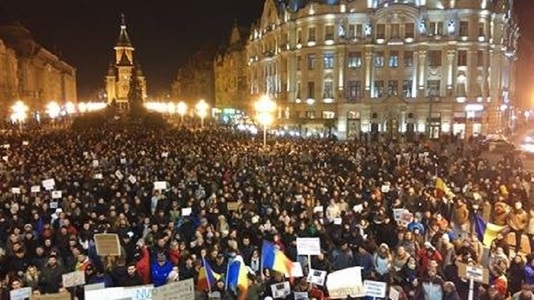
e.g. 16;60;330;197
389;286;401;300
22;141;29;146
94;173;103;179
52;190;62;199
393;209;406;222
92;160;99;167
364;280;387;298
381;184;390;193
85;282;105;292
31;185;41;193
128;175;137;184
3;144;9;149
294;292;309;300
313;206;323;213
161;152;169;158
353;204;363;213
297;237;321;256
333;218;343;225
152;279;194;300
50;202;58;209
154;181;167;190
181;208;192;217
326;267;365;299
307;269;327;286
115;170;124;180
10;287;32;300
120;158;127;164
270;281;291;299
126;285;154;300
62;270;85;288
42;179;55;190
466;265;485;282
11;187;20;194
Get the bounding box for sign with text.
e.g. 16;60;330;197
115;170;124;180
307;269;327;286
152;279;194;300
94;233;121;256
153;181;167;190
11;187;21;194
326;267;365;299
42;179;55;190
364;280;387;298
294;292;309;300
31;293;71;300
270;281;291;299
52;190;62;199
297;237;321;256
458;263;489;284
10;287;31;300
31;185;41;193
62;270;85;288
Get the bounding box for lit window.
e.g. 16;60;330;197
375;52;384;68
389;51;399;68
348;52;362;68
323;53;334;69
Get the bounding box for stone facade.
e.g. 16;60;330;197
0;23;77;112
105;15;147;108
214;23;249;111
242;0;519;139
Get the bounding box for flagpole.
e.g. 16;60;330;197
260;241;265;280
225;255;231;291
202;255;212;294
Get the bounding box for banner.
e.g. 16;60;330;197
297;238;321;256
363;280;387;298
152;279;194;300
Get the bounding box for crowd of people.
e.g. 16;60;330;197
0;123;532;300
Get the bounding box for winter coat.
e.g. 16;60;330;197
151;260;173;287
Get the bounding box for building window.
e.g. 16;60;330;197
426;80;441;97
348;52;362;68
308;27;316;42
391;24;400;38
375;52;385;68
347;80;362;99
307;81;315;99
372;113;378;119
376;24;386;40
477;51;484;67
429;22;443;36
348;25;355;38
428;50;442;67
459;21;469;37
403;80;413;97
323;53;334;69
322;111;335;119
305;111;316;119
389;51;399;68
374;80;385;98
307;54;316;70
323;81;334;99
297;29;302;44
297;55;302;71
457;50;467;66
404;51;414;67
325;25;334;40
348;111;360;119
405;23;415;39
388;80;399;96
356;24;363;38
296;82;301;99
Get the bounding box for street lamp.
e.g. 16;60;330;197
195;99;209;128
254;95;277;148
10;101;28;130
177;101;187;124
46;102;61;119
167;102;176;120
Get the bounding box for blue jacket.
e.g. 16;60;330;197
151;260;174;287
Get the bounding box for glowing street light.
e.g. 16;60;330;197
195;99;209;128
46;102;61;119
254;95;277;148
177;101;187;124
10;101;29;130
65;102;76;114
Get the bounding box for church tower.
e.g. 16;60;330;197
105;14;147;108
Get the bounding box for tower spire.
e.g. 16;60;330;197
121;13;126;29
116;13;132;47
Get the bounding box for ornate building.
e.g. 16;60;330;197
245;0;519;139
171;44;216;106
214;22;249;111
0;22;77;111
105;15;147;108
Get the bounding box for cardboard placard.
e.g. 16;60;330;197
94;233;121;256
128;175;137;184
297;237;321;256
457;263;489;284
227;202;240;211
62;270;85;288
31;293;71;300
181;208;192;217
294;292;309;300
42;179;55;190
152;279;194;300
92;160;99;167
271;282;291;299
115;170;124;180
11;187;21;194
52;190;62;199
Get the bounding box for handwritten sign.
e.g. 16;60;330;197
10;287;31;300
327;267;365;299
42;179;55;190
297;237;321;256
364;280;387;298
11;187;21;194
31;185;41;193
31;292;71;300
94;233;121;256
152;279;194;300
62;270;85;288
153;181;167;190
52;190;62;199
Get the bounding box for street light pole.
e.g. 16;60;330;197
263;124;267;148
254;95;276;149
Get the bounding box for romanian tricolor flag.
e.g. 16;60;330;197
197;258;221;291
226;255;249;300
435;177;454;199
261;240;293;275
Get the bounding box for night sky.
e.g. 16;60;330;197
1;0;534;105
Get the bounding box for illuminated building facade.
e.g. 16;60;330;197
0;23;77;112
105;15;147;108
246;0;519;139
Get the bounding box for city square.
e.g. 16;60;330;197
0;0;532;300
